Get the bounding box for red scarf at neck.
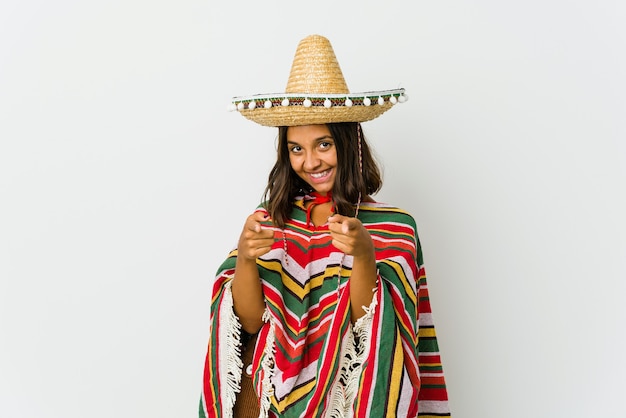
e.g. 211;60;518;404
304;191;333;226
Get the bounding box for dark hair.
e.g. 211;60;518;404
262;122;382;228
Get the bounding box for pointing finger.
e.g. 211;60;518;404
327;214;346;224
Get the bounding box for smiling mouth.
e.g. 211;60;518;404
309;169;331;179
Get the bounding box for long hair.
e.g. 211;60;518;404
262;122;382;228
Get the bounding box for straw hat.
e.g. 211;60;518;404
228;34;408;127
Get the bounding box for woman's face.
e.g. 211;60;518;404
286;124;337;196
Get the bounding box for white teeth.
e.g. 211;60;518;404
310;170;329;179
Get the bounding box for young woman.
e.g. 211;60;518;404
200;35;451;418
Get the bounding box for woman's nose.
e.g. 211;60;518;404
303;152;321;170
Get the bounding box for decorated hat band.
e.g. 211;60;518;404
229;35;408;127
229;89;408;127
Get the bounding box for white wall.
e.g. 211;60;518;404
1;1;624;417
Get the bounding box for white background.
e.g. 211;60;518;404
1;1;625;417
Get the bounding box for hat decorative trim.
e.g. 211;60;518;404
230;89;407;111
229;35;408;127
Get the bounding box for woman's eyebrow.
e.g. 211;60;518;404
287;135;333;145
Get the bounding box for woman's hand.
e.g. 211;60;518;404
327;214;375;259
238;211;275;261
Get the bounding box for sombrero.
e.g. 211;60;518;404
228;34;408;127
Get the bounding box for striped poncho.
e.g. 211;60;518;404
200;200;450;418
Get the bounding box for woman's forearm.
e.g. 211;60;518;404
348;252;378;323
231;256;266;333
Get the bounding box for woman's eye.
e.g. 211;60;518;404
320;142;331;150
290;146;302;153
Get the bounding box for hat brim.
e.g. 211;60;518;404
230;89;407;127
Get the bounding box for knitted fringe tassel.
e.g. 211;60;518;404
258;308;276;418
218;281;243;418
